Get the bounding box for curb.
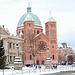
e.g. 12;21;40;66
60;70;75;73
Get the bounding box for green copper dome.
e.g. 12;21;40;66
17;4;41;27
25;14;34;21
48;16;56;22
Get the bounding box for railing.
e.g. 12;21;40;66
0;65;75;75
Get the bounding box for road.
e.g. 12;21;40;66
40;71;75;75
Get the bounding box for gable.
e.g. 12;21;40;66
33;33;50;43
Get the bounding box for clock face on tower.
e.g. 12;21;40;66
38;42;46;50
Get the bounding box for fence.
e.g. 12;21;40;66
0;65;75;75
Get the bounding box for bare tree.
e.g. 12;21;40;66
58;54;64;64
29;46;38;67
67;55;73;64
23;39;39;67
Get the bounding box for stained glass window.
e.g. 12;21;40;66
38;42;46;50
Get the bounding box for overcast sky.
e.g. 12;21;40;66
0;0;75;52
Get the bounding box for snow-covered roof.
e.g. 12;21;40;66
58;44;63;48
58;43;71;49
33;33;41;39
67;45;70;48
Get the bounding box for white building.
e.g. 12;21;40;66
0;25;22;66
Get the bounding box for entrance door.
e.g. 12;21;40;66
37;60;39;65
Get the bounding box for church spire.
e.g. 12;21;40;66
50;10;51;17
27;2;31;13
48;10;56;22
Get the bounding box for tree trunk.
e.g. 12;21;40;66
33;56;35;67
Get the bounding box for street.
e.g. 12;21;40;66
41;71;75;75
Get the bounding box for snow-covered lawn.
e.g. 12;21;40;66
0;65;75;75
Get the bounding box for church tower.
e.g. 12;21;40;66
23;4;34;46
16;3;43;65
45;16;58;64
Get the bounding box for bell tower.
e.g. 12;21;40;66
23;3;34;46
45;16;57;40
45;16;58;65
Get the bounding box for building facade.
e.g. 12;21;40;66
0;25;22;66
58;43;74;64
16;4;58;65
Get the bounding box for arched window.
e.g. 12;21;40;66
29;24;31;26
41;59;44;64
31;30;32;39
50;30;52;38
53;30;55;38
22;31;24;34
28;30;29;39
37;59;39;65
13;43;15;49
37;30;39;34
30;55;32;60
10;56;12;62
34;30;35;34
9;43;11;49
46;25;48;31
53;55;54;60
13;56;15;60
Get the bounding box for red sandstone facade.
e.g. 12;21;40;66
16;5;58;66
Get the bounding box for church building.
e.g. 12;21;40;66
16;4;58;66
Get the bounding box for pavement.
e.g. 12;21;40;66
40;71;75;75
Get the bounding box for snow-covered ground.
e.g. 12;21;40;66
0;65;75;75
